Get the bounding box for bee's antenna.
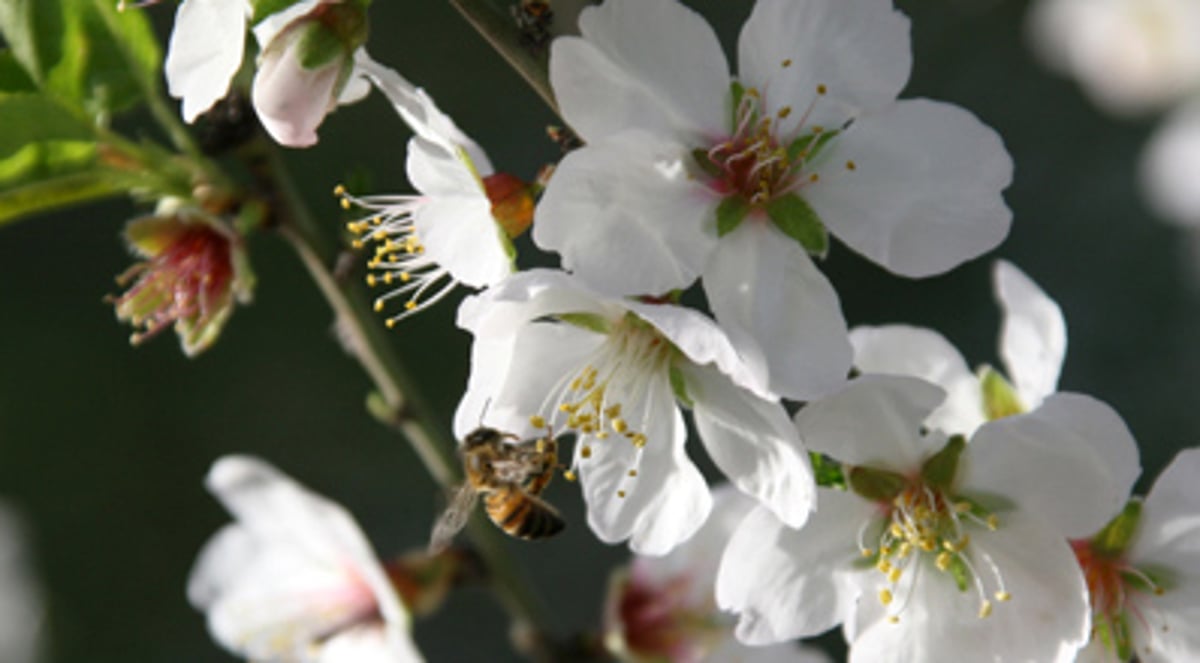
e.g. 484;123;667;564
478;398;493;427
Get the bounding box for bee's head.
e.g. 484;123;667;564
464;427;503;449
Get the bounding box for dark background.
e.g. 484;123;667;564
1;0;1196;661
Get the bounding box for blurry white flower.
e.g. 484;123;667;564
1027;0;1200;114
1141;102;1200;227
188;455;423;663
717;375;1140;663
851;260;1066;435
454;269;815;555
336;56;518;325
534;0;1012;400
604;485;829;663
165;0;370;147
0;504;43;663
1072;448;1200;662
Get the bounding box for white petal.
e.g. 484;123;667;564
717;492;874;644
550;0;729;142
250;0;322;46
580;372;710;555
850;325;985;436
533;131;718;297
1134;575;1200;662
0;505;42;663
707;637;832;663
793;375;945;471
963;393;1141;538
703;221;851;401
319;625;423;663
626;298;771;400
355;53;493;174
682;362;815;529
848;511;1088;663
251;34;343;148
738;0;910;124
165;0;247;122
994;260;1066;409
805;99;1013;278
1132;448;1200;569
407;139;510;288
1141;102;1200;227
455;270;622;338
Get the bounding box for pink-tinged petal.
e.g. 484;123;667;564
850;325;985;436
1141;102;1200;227
793;375;945;472
805;99;1013;278
533;131;718;297
580;373;710;555
626;299;771;400
355;53;493;174
717;491;874;644
848;511;1088;663
963;393;1140;538
994;260;1066;410
1132;448;1200;571
251;34;344;148
250;0;322;46
738;0;910;127
406;138;510;288
551;0;729;142
165;0;247;122
682;362;815;529
319;625;423;663
703;221;851;401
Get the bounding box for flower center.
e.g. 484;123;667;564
607;565;723;662
856;478;1011;624
529;315;674;494
1071;539;1167;659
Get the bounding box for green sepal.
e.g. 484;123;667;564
0;165;121;226
297;22;346;69
0;51;35;92
250;0;304;25
691;147;721;179
716;195;750;237
729;80;748;127
669;365;693;409
946;553;971;592
1122;563;1175;594
557;312;611;335
1094;613;1134;662
787;129;839;163
1091;499;1143;558
848;466;907;502
979;365;1024;420
766;193;828;256
920;435;965;490
810;452;846;490
0;93;96;158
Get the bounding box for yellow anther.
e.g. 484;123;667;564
888;567;902;583
563;470;577;482
880;545;893;556
580;445;592;459
816;84;827;95
812;126;824;134
558;403;574;413
1155;587;1166;596
570;378;583;390
405;300;417;311
995;591;1011;602
596;431;610;439
898;542;913;558
628;469;638;477
333;184;347;196
340;198;352;210
529;415;547;429
861;548;875;558
936;551;952;571
385;318;396;329
890;522;904;538
987;515;999;531
879;589;894;606
400;272;411;283
978;601;993;619
605;404;622;418
580;423;596;434
809;173;820;183
777;106;792;119
919;538;937;553
366;275;377;287
373;300;384;313
631;434;647;448
846;160;857;171
781;58;793;68
383;273;394;284
351;239;364;249
887;615;900;624
611;418;628;434
956;501;972;513
617;490;626;498
876;559;892;574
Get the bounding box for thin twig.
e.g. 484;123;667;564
448;0;560;115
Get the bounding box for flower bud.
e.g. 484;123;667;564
108;214;253;357
603;564;723;663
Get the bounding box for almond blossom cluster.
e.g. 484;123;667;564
105;0;1200;661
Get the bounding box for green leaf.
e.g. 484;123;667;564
766;193;828;256
0;0;161;117
0;93;96;158
848;466;907;502
0;50;35;92
716;195;749;237
920;435;965;490
0;168;121;225
979;365;1024;420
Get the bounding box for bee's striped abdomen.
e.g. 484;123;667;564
484;486;565;540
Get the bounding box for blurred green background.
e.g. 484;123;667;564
1;0;1197;661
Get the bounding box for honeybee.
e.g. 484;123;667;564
429;427;565;553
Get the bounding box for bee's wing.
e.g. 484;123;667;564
428;483;479;554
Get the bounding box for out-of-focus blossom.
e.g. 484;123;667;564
851;260;1066;435
717;375;1140;663
165;0;370;147
1141;102;1200;227
0;504;43;663
1027;0;1200;115
337;56;519;326
454;269;815;555
534;0;1012;400
108;211;253;357
604;485;829;663
188;455;423;662
1073;448;1200;662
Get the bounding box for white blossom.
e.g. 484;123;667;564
0;504;42;663
716;375;1140;663
454;269;815;555
533;0;1012;400
1142;102;1200;228
188;455;422;663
